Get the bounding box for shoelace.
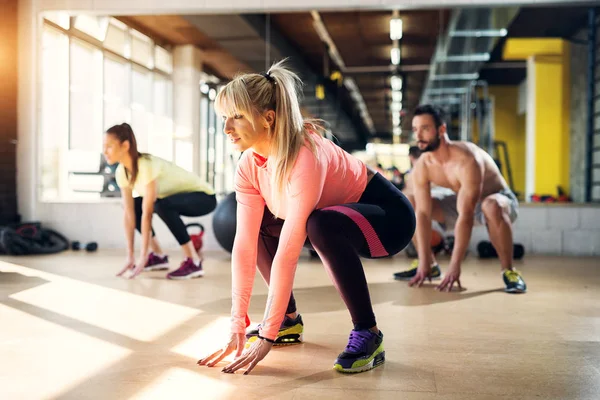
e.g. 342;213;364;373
344;330;373;353
178;260;198;272
505;270;521;283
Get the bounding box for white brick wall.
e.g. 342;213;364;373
463;205;600;257
513;229;532;252
510;206;600;256
562;230;600;256
548;207;580;230
514;207;548;231
531;229;563;254
580;208;600;230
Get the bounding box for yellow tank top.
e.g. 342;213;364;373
115;154;214;198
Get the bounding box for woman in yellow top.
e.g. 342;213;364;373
102;123;216;279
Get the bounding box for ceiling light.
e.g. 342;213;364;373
391;75;402;91
390;18;402;40
391;47;401;65
437;53;490;62
392;91;402;102
449;29;507;37
427;87;468;95
391;102;402;112
432;73;479;81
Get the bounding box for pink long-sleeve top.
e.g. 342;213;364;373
231;132;368;340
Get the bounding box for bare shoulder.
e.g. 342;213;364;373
412;154;430;183
453;143;485;182
415;151;433;167
452;141;483;165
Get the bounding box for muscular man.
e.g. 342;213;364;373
408;145;421;171
393;105;527;293
401;146;421;194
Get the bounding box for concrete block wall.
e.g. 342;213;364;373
468;205;600;256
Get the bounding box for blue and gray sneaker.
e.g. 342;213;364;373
503;269;527;293
393;259;441;281
333;329;385;373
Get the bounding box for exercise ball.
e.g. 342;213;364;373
213;192;237;253
431;229;443;248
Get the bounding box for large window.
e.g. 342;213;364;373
69;39;103;153
199;82;238;197
40;14;174;201
103;57;131;137
40;26;69;200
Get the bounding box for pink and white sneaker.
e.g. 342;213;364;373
166;258;204;280
144;252;170;271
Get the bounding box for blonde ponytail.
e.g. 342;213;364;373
215;59;325;216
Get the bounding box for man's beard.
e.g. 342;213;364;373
419;135;441;153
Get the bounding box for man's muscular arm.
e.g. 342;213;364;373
413;161;433;267
408;159;436;287
450;158;483;268
436;157;483;292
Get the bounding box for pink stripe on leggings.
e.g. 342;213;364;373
321;205;389;257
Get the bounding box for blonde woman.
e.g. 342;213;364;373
197;61;416;374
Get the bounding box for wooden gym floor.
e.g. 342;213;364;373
1;250;599;400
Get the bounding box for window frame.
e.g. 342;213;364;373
39;16;174;203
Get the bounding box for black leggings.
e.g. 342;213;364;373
258;173;416;330
134;192;217;245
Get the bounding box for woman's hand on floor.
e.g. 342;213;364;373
116;255;135;277
197;332;247;368
127;257;147;279
221;336;273;375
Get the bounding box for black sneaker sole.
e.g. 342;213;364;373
245;333;303;345
394;274;441;281
274;333;303;345
505;287;526;293
334;350;386;373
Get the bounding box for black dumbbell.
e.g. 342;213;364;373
477;241;525;260
71;241;98;252
513;243;525;260
477;241;496;258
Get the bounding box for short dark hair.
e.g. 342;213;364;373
413;104;445;128
408;146;421;158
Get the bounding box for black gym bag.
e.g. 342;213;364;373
0;222;70;256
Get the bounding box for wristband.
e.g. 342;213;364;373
258;335;275;344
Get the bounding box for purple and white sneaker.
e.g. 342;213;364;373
166;258;205;280
144;252;170;271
